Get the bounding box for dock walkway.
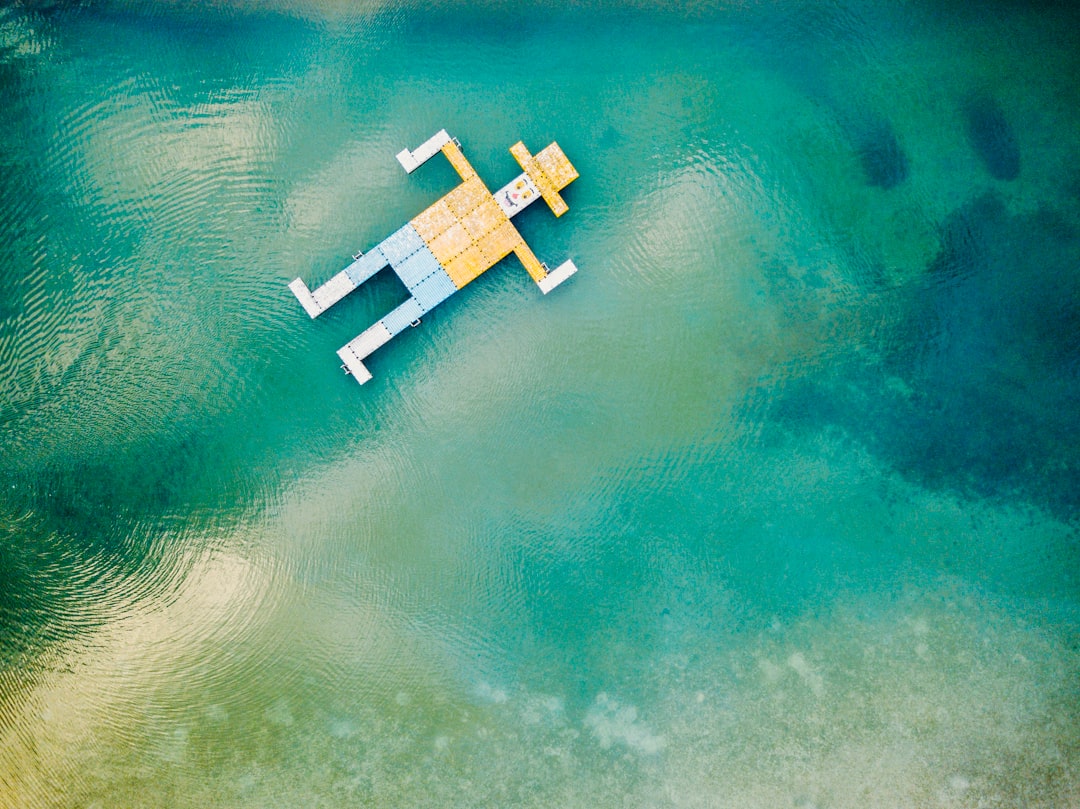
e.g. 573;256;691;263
289;130;580;384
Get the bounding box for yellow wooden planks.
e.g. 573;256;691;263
413;138;579;290
513;241;547;283
461;197;508;239
444;243;489;288
428;222;472;265
445;177;489;217
510;141;569;218
542;186;569;217
534;142;579;189
411;199;457;242
478;220;524;263
440;141;477;181
509;141;532;171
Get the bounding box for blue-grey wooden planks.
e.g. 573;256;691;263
412;267;458;311
381;297;425;336
345;246;387;286
380;225;425;266
395;245;442;290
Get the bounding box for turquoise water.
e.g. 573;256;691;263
2;1;1079;805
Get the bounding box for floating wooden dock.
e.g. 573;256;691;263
289;130;579;384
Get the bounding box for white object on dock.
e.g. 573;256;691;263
396;129;452;173
494;172;542;218
537;259;578;294
336;322;393;384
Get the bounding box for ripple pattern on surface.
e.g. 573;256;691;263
2;2;1080;807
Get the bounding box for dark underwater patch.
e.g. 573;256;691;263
854;118;909;189
963;94;1021;181
0;414;265;675
768;193;1080;517
722;3;913;191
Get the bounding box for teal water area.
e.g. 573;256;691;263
2;1;1079;806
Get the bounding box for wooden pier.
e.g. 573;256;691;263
289;130;580;384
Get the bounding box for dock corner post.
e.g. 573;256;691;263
537;259;578;295
288;277;322;318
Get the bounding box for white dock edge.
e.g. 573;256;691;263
537;259;578;295
311;270;357;312
289;278;322;319
337;350;373;384
336;322;393;384
396;129;451;173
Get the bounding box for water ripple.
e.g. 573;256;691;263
0;5;51;65
3;3;1080;806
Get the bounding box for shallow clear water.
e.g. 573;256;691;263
1;1;1079;806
